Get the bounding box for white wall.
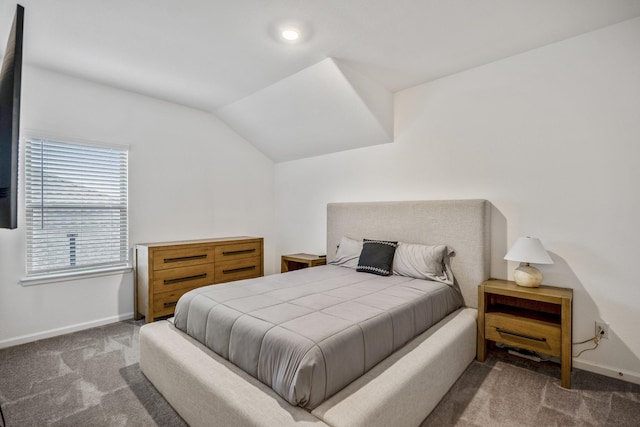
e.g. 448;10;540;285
275;17;640;381
2;15;638;385
0;66;276;347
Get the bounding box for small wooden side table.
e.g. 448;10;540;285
477;279;573;388
281;253;326;273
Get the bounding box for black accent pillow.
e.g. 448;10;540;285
357;239;398;276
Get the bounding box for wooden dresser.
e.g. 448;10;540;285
135;236;263;322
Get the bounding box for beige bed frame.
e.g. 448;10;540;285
140;200;491;426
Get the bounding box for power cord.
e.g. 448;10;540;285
0;401;5;427
572;327;605;358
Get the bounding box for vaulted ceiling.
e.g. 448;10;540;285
2;0;640;161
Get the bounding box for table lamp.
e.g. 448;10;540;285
504;236;553;287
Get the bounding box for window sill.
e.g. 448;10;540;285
19;265;133;287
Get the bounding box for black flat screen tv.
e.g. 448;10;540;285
0;4;24;229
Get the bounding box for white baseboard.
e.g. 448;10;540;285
573;358;640;385
0;312;135;349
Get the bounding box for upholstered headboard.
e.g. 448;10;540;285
327;200;491;309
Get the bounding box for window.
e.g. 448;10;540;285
25;138;129;276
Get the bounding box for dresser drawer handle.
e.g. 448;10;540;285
164;254;208;263
163;301;177;308
495;327;547;342
164;273;208;285
222;249;256;256
222;265;256;274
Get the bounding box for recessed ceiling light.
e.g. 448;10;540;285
281;28;300;41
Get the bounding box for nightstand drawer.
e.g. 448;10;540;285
152;264;215;293
485;312;561;356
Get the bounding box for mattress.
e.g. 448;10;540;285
173;264;462;409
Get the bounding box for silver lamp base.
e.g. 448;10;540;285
513;264;542;287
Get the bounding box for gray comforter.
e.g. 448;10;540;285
173;265;462;409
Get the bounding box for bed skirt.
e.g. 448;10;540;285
139;307;477;427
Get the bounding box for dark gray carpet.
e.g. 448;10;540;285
0;320;186;427
1;320;639;426
422;348;640;427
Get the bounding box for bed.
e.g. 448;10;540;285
139;199;491;426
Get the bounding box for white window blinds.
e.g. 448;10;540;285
25;138;129;275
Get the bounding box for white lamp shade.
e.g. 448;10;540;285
504;237;553;265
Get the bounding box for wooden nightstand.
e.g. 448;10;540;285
477;279;573;388
281;253;326;273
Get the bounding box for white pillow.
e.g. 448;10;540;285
393;242;454;284
329;236;363;269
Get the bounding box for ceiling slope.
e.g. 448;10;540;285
215;58;393;163
3;1;640;162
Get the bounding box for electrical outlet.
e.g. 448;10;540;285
595;321;609;339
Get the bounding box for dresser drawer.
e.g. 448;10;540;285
152;264;215;293
215;256;262;283
153;287;198;318
153;246;214;270
214;241;261;262
485;312;561;356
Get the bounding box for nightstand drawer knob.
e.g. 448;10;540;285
495;327;547;342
